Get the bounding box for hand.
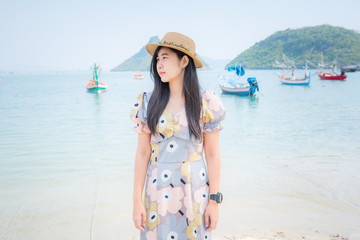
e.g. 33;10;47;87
132;202;146;232
205;200;219;232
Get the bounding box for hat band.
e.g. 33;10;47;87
159;40;191;53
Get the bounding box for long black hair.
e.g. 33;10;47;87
147;46;202;140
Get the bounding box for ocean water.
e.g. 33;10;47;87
0;70;359;239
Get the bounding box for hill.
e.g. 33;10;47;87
111;36;210;71
111;36;159;71
226;25;360;69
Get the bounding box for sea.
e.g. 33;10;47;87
0;70;359;239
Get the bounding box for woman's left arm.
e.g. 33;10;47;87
203;129;220;232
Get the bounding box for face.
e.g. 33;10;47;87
156;47;188;83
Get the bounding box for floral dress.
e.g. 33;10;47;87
130;90;226;240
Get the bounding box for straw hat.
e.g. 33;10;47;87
145;32;203;68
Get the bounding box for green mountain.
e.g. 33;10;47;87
111;36;210;71
226;25;360;69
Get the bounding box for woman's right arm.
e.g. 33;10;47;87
132;132;151;232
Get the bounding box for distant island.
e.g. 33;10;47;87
111;36;159;71
111;36;210;71
226;25;360;69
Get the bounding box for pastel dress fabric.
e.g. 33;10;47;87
130;90;225;240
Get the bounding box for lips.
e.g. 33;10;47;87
159;72;165;76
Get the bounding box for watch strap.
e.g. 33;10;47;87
209;194;217;201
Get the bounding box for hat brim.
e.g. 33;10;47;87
145;43;203;68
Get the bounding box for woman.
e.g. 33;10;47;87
130;32;225;240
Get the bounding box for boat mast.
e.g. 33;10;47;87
332;62;337;75
320;51;324;69
92;63;100;87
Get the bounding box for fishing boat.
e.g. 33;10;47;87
86;63;107;91
275;54;310;86
133;73;144;79
317;71;346;80
279;64;310;86
218;65;259;95
317;53;346;80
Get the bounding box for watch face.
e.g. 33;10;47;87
210;192;223;203
217;192;223;203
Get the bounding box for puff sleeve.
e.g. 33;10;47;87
201;90;226;133
130;92;151;134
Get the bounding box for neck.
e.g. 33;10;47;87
168;73;184;99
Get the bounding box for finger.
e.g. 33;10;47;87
138;223;145;232
134;219;141;230
206;223;216;232
135;219;145;232
211;221;217;230
206;217;217;231
204;213;209;228
142;212;147;229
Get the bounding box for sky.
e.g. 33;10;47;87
1;0;360;71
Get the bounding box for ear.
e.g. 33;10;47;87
181;55;189;68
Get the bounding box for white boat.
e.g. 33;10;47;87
275;54;311;86
218;65;259;95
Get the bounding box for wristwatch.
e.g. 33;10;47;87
209;192;223;204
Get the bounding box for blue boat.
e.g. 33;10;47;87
218;65;259;95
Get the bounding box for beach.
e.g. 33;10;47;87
0;70;359;239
